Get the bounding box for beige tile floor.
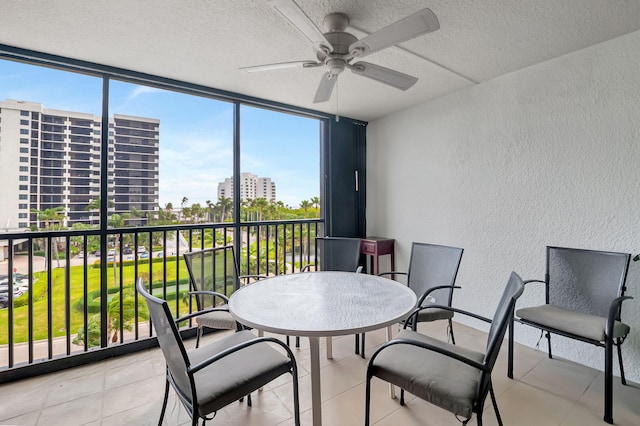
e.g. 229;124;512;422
1;321;639;426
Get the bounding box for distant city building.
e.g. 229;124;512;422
0;99;159;228
217;172;276;202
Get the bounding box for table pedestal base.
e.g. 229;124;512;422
309;336;322;426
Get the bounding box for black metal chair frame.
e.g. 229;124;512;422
137;278;301;426
365;271;524;426
184;245;266;348
299;236;363;352
508;246;632;424
376;242;463;351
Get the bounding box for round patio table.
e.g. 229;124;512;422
229;271;416;426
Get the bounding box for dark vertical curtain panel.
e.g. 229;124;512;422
322;118;367;238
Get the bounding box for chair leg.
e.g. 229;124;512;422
400;389;405;406
195;326;203;349
360;333;366;358
616;338;627;385
448;318;456;345
158;378;170;426
247;393;252;407
291;368;301;426
286;335;290;346
546;331;553;359
295;336;300;348
355;333;360;355
490;382;503;426
604;337;614;424
507;316;514;379
364;372;372;426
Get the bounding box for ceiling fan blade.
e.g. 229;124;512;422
350;61;418;90
313;73;337;103
349;8;439;57
240;60;320;73
268;0;333;53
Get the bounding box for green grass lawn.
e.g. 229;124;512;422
0;257;199;344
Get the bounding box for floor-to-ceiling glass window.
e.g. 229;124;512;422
239;105;320;273
0;56;324;370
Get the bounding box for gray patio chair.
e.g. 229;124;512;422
298;236;363;353
136;278;300;426
508;246;632;424
372;242;463;356
184;246;266;348
365;271;524;426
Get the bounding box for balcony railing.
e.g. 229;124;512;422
0;218;322;382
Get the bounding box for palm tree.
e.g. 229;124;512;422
180;196;189;221
108;213;130;286
254;198;268;222
31;206;66;269
191;203;204;223
299;200;311;214
205;200;214;222
85;197;114;226
310;196;320;210
217;196;232;222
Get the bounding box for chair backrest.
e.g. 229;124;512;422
478;272;525;402
546;246;630;318
407;242;464;307
184;246;240;311
315;236;362;272
485;271;525;360
136;278;194;404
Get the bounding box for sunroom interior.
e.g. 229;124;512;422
1;1;640;425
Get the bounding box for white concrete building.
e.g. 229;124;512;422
0;100;159;228
217;172;276;202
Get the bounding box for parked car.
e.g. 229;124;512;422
137;246;147;254
123;247;133;255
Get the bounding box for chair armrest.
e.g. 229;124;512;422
174;306;231;324
300;264;312;272
416;285;461;307
188;335;296;374
514;279;546;309
369;337;489;372
377;271;408;278
188;290;230;303
356;266;363;273
405;304;491;330
606;296;633;338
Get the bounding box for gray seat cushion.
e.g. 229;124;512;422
517;304;630;342
416;306;454;322
186;330;292;415
195;305;238;330
371;329;484;419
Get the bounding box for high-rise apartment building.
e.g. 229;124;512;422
217;172;276;202
0;99;159;229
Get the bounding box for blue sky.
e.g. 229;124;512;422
0;60;320;208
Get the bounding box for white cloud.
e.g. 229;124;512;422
126;86;163;102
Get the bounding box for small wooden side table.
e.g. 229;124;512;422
360;237;395;275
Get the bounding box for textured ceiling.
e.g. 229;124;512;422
1;0;640;121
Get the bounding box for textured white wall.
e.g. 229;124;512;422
367;30;640;382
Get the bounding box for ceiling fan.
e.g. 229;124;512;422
241;0;440;103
